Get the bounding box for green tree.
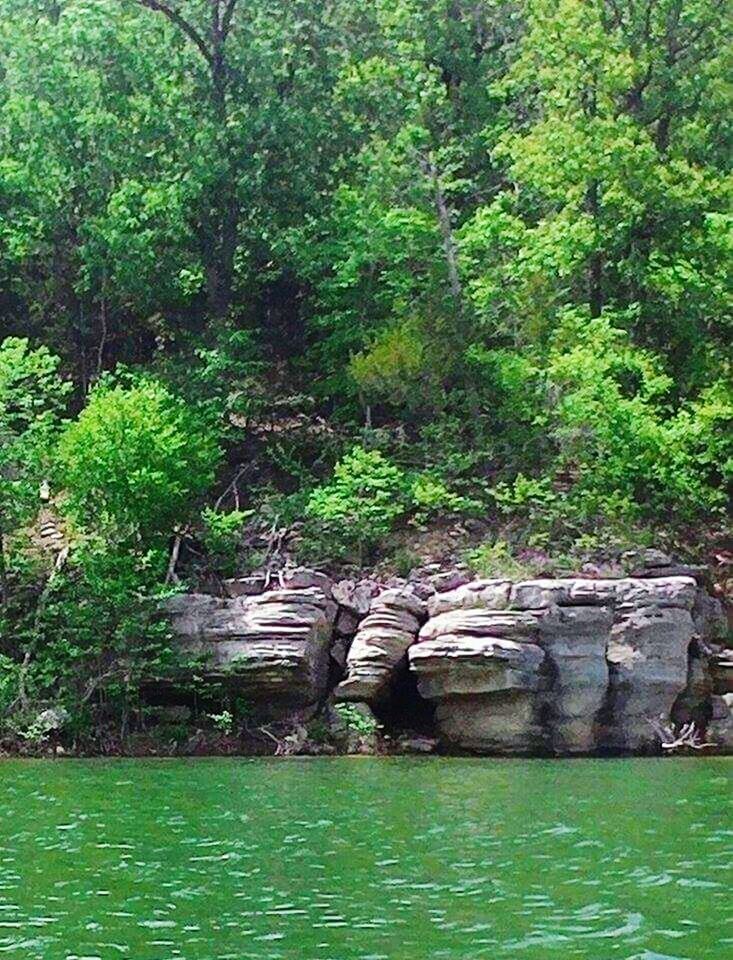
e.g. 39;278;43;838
57;378;221;542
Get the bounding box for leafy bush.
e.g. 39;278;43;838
334;702;380;737
465;540;544;580
349;321;427;407
410;473;481;526
305;446;408;561
544;313;732;526
58;378;221;542
207;710;235;735
24;537;178;733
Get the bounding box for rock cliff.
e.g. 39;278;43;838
166;562;730;755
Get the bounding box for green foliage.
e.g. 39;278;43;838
0;653;19;716
0;337;70;531
4;535;179;740
542;313;732;526
0;0;729;747
200;507;252;576
334;703;380;737
207;710;235;736
58;379;221;542
465;540;543;581
409;473;480;526
305;446;409;560
349;321;428;407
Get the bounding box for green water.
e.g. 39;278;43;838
0;758;730;959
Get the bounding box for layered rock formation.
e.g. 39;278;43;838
334;589;426;702
166;564;730;755
166;583;337;718
408;576;704;754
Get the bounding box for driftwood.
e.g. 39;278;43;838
258;722;308;756
649;717;716;752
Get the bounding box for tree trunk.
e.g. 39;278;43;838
420;155;464;316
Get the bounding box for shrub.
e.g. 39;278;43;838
305;446;408;561
334;703;380;737
410;473;481;526
57;378;221;542
5;535;179;741
349;321;427;407
465;540;543;580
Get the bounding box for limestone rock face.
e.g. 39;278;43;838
535;606;613;754
707;694;733;750
411;604;547;753
409;575;700;755
411;637;546;753
168;567;724;755
166;586;337;716
710;649;733;695
603;604;695;752
335;588;426;703
426;579;511;617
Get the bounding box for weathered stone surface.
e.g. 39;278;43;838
602;605;695;752
335;607;361;636
332;579;377;617
692;592;727;642
707;694;733;751
410;637;546;699
410;575;705;756
710;648;733;695
411;604;547;754
434;694;545;755
510;579;579;610
614;576;697;610
166;587;336;716
536;606;613;754
279;567;333;596
170;568;723;755
419;608;539;642
335;589;426;703
428;570;472;594
426;579;511;617
221;575;267;598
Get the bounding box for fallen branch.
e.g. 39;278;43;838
649;718;716;752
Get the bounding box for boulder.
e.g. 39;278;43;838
426;579;511;617
614;576;697;610
332;579;377;617
334;588;426;703
410;636;546;699
279;567;334;596
410;607;547;755
166;586;337;717
221;575;267;598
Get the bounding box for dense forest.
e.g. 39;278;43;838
0;0;730;746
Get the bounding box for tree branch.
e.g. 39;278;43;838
221;0;239;41
136;0;213;66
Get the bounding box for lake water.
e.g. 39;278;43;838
0;757;730;959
